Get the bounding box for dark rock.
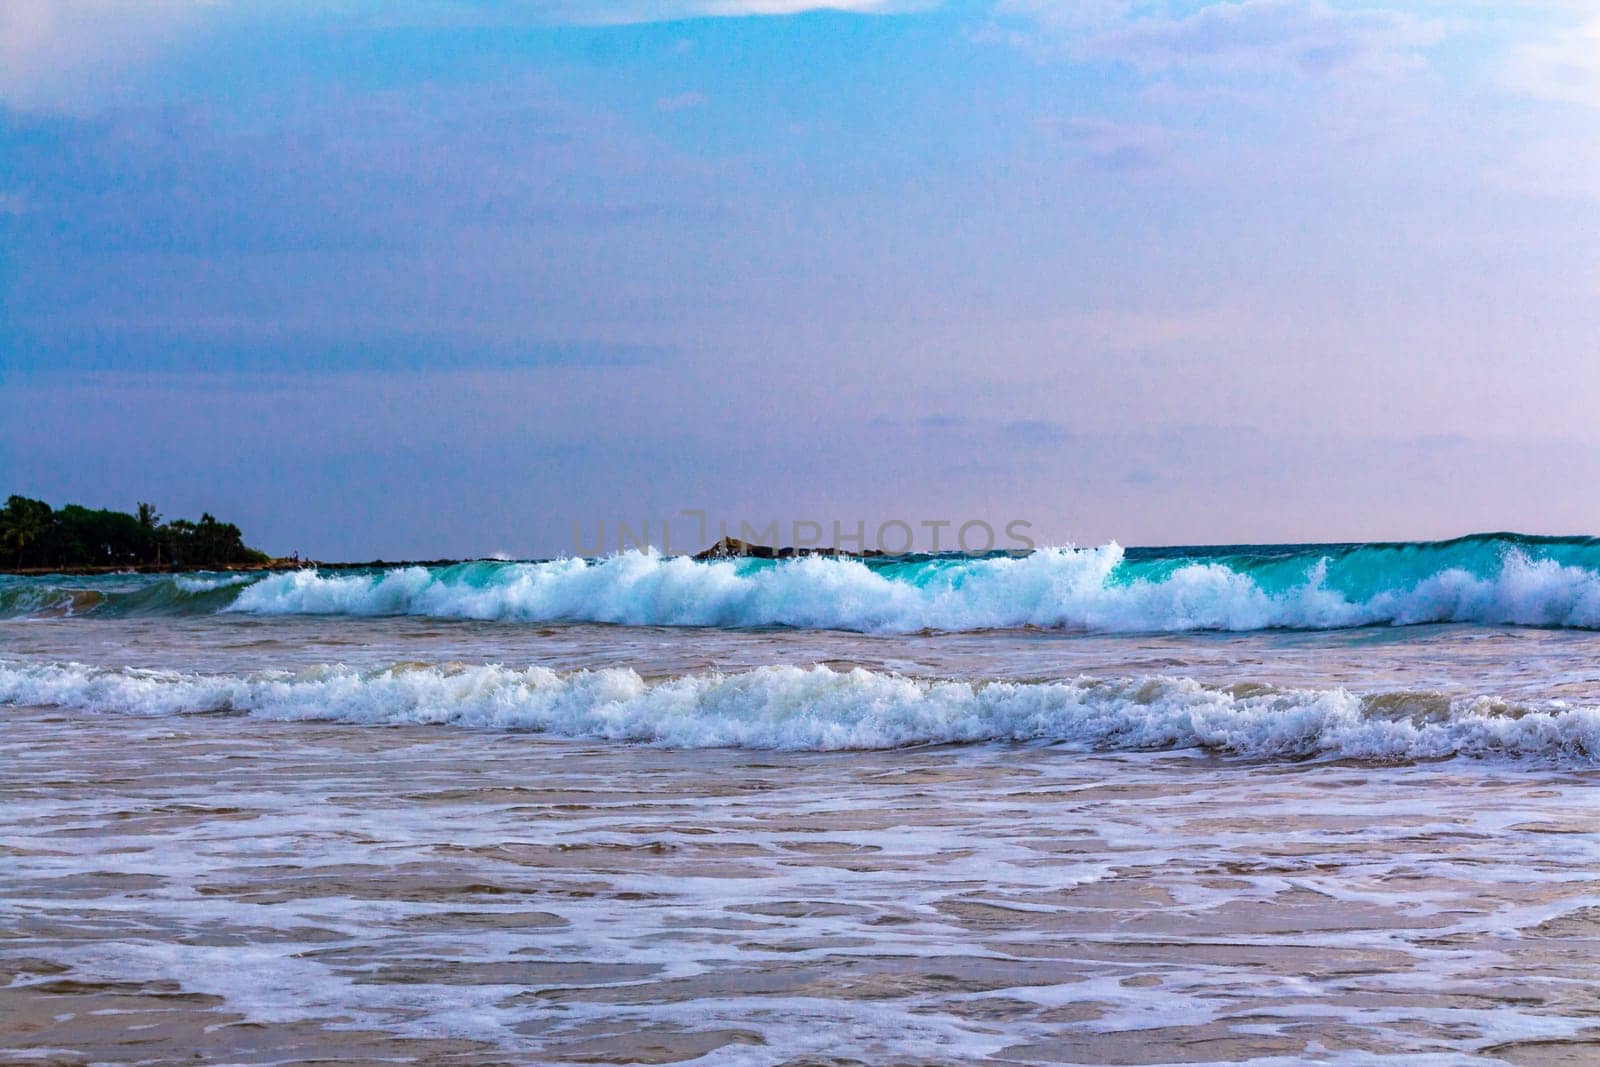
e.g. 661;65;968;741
693;536;775;560
692;536;883;560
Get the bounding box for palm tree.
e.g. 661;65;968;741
1;496;51;569
136;502;163;564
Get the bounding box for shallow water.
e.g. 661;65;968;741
7;552;1600;1063
7;703;1600;1065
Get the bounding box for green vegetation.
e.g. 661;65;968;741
0;496;269;570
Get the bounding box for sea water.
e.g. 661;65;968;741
5;537;1600;1064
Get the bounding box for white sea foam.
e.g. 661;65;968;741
4;660;1597;760
219;545;1600;634
174;574;253;593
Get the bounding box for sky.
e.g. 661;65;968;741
2;0;1599;559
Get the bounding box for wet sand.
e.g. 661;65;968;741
6;704;1600;1065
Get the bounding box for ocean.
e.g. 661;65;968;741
5;535;1600;1064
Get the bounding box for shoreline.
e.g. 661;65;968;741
0;539;889;576
0;559;471;577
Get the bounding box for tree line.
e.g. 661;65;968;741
1;496;270;570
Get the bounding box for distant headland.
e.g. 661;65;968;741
0;499;907;576
1;495;277;574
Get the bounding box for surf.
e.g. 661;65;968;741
9;533;1600;634
3;659;1597;761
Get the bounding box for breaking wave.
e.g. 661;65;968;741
3;659;1597;761
10;533;1600;633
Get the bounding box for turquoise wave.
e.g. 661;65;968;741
6;533;1600;633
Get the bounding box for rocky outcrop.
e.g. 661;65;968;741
693;536;775;560
691;536;882;561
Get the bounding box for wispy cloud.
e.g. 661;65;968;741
6;322;675;376
1493;15;1600;201
1503;16;1600;109
656;91;708;112
1099;0;1440;76
1002;418;1073;446
1488;134;1600;202
0;0;925;111
320;0;930;27
1;77;712;255
1042;117;1173;174
0;0;211;111
1001;0;1441;78
678;0;920;14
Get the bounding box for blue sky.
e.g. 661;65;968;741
3;1;1598;558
